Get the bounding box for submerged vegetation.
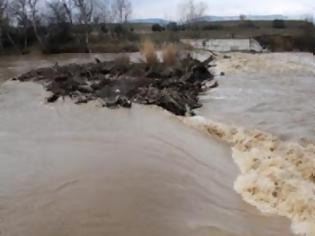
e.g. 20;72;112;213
16;43;217;115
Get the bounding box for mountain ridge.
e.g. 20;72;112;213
129;14;312;24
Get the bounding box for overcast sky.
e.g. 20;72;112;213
131;0;315;20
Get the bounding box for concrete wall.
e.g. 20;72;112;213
182;39;263;52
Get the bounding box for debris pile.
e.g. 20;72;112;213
17;55;217;116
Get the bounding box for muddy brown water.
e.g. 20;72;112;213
201;52;315;143
0;53;300;236
195;52;315;235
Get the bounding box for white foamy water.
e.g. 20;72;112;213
182;52;315;235
182;39;263;52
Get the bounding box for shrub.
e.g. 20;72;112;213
295;24;315;52
100;24;108;33
187;30;202;39
152;24;165;32
140;39;158;65
203;24;221;30
41;22;74;54
45;23;74;45
166;22;178;31
162;43;178;65
111;24;128;37
273;19;286;29
239;20;256;28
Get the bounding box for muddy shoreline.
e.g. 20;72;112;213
16;55;217;116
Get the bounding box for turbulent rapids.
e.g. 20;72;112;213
185;52;315;236
0;52;314;236
181;116;315;235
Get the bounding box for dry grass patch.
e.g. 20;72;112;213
140;39;158;65
162;43;178;65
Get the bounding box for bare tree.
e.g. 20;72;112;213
178;0;208;24
10;0;29;49
94;0;111;24
112;0;132;23
27;0;43;47
239;14;246;21
0;0;7;51
62;0;74;25
72;0;94;52
47;0;68;24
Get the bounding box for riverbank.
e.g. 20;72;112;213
1;19;314;56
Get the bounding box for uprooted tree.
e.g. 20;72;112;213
17;54;217;116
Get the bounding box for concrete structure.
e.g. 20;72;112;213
182;39;263;52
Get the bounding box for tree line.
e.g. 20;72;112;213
0;0;211;54
0;0;133;53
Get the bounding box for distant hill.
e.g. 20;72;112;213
199;15;288;22
129;18;170;25
129;15;311;25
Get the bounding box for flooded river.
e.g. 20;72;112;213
201;52;315;143
189;52;315;235
0;52;314;235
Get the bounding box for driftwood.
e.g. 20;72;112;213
17;55;217;116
